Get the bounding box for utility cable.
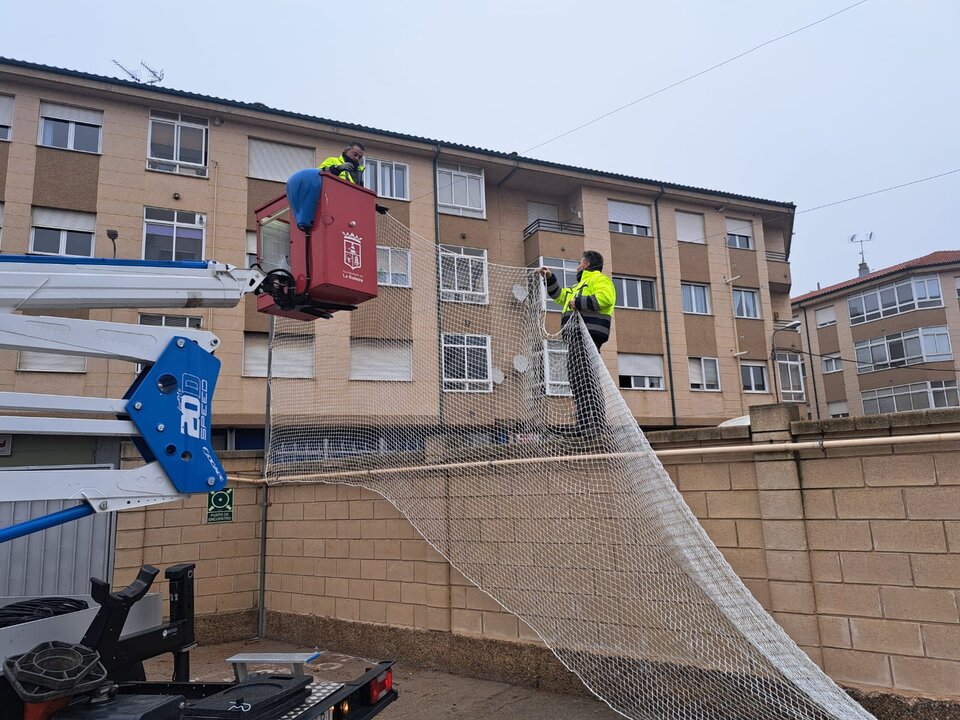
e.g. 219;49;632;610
523;0;873;153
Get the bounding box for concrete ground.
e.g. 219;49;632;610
144;638;622;720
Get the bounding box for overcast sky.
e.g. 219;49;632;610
2;0;957;295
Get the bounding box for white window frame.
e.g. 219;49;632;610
815;306;837;328
29;208;96;258
436;162;485;218
681;283;711;315
821;353;843;374
38;103;102;154
608;200;652;236
733;288;761;319
364;157;410;200
147;110;209;177
377;246;412;288
689;357;721;392
539;257;579;313
862;380;960;415
137;314;202;372
618;353;664;390
847;275;943;325
854;326;952;374
349;339;414;382
442;333;492;393
439;245;488;304
776;351;806;402
142;207;206;262
242;331;315;379
613;276;656;310
725;218;753;249
740;362;768;393
541;340;572;397
0;95;12;141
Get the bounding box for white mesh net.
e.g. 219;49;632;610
264;213;875;720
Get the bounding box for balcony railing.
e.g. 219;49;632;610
522;218;584;240
766;250;788;262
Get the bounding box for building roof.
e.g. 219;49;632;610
792;250;960;305
0;57;796;210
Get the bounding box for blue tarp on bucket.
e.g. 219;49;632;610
286;169;322;231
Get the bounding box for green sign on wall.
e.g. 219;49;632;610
206;488;234;523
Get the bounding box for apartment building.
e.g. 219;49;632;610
792;251;960;419
0;57;800;469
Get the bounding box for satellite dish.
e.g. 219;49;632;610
512;284;528;303
492;368;505;385
513;355;530;373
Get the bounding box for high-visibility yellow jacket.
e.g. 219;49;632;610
545;269;616;345
318;155;365;184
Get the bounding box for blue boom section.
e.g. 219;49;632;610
126;336;227;493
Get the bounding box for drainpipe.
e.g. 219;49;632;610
801;305;821;420
257;314;274;637
653;186;678;427
433;145;445;431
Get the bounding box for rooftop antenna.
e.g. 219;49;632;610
849;232;874;277
112;60;164;85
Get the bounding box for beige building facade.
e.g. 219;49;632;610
793;251;960;420
0;57;799;453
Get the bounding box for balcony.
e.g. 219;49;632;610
766;250;791;293
522;219;584;266
522;218;584;240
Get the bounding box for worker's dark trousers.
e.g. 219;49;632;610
563;321;606;433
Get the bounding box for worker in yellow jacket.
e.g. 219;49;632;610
539;251;616;434
319;141;366;185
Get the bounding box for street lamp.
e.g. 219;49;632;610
771;320;802;403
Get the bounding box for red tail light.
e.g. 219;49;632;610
368;668;393;703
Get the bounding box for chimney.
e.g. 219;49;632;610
858;262;870;277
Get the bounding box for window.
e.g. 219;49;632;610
681;283;711;314
608;200;651;236
248;138;314;182
38;102;102;153
676;211;705;244
815;306;837;327
542;340;571;397
439;245;488;304
437;162;485;218
613;276;656;310
725;218;753;249
733;288;760;319
955;276;960;298
30;208;96;257
17;350;86;373
847;275;942;325
776;352;805;402
242;332;315;378
862;380;960;415
377;246;412;287
740;362;768;393
364;158;409;200
350;339;413;381
0;95;12;141
854;326;952;373
539;257;579;312
246;231;258;268
619;354;664;390
689;357;720;391
148;110;209;177
828;400;850;418
822;354;843;373
442;333;492;392
140;314;202;330
143;208;205;261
